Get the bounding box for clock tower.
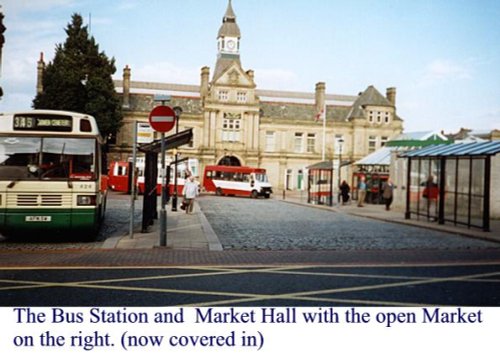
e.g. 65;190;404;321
217;0;240;57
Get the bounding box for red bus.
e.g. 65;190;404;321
203;165;273;198
108;158;198;195
108;161;133;193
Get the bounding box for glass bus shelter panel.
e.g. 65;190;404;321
470;158;485;227
408;158;421;215
455;158;471;226
409;158;441;221
443;158;457;224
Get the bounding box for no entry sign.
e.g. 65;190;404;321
148;105;176;132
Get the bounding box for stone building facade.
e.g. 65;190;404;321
111;1;404;191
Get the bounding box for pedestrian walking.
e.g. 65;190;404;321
382;178;395;210
181;176;199;214
357;175;367;207
339;180;350;205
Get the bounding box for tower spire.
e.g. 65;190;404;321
224;0;236;22
218;0;240;39
214;0;242;80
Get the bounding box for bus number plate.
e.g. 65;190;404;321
25;216;52;222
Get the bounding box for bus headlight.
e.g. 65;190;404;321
77;195;97;206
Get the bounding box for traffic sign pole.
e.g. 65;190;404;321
148;105;176;248
159;132;167;247
129;121;138;239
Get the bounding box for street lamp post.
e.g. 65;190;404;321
337;138;344;203
171;106;183;211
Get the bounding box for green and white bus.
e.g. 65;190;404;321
0;110;108;239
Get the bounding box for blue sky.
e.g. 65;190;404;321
1;0;499;133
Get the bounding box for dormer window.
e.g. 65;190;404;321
237;91;247;103
218;90;229;101
385;112;390;123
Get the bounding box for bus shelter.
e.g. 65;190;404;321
353;147;392;203
307;161;334;206
399;141;500;232
138;129;192;232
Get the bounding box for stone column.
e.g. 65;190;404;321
253;113;259;151
203;110;211;147
209;110;217;148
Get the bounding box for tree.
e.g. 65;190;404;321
0;11;6;100
33;13;122;141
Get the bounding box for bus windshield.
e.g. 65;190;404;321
0;136;96;181
255;173;269;183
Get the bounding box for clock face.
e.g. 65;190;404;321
227;40;235;50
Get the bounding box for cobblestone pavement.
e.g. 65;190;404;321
198;195;500;251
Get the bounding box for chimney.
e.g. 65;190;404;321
122;65;131;108
246;69;254;81
200;66;210;103
36;52;45;94
386;87;396;106
315;82;326;113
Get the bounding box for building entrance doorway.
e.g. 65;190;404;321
218;155;241;166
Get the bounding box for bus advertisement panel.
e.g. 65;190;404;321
0;110;108;239
203;165;273;198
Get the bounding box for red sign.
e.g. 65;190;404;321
148;105;176;132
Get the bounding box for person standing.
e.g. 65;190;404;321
382;178;395;211
182;176;199;214
339;180;350;205
357;175;367;207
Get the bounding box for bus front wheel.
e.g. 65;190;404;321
251;190;259;199
216;188;223;196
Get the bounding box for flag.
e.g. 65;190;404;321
315;104;326;122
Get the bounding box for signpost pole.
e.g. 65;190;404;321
159;132;167;247
148;103;176;247
171;107;183;212
129;121;138;239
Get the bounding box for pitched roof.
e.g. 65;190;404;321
260;102;351;122
213;54;242;82
346;85;394;120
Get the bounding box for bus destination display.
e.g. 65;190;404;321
13;115;73;132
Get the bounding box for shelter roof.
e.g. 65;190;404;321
307;160;334;170
399;141;500;158
354;147;394;166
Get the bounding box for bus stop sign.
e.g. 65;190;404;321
148;105;176;133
